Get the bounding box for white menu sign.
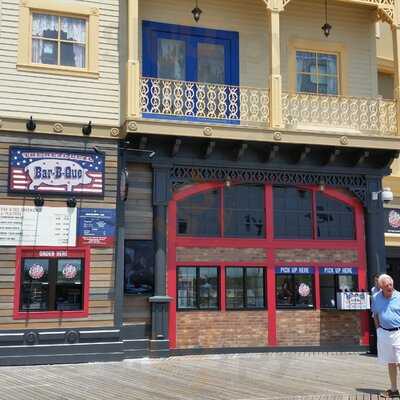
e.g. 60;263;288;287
0;206;77;246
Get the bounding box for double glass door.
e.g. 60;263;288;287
142;21;239;122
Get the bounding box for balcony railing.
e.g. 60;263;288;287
140;77;269;127
138;77;397;136
282;92;397;136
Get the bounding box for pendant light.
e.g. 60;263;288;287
321;0;332;37
192;0;202;23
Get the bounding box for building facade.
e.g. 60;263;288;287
0;0;123;364
0;0;399;365
121;0;400;355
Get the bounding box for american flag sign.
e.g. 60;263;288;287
9;147;105;196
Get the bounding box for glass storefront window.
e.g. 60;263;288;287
20;257;84;312
226;267;265;309
276;274;314;308
320;274;358;309
177;267;219;310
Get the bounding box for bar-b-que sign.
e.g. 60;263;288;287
8;147;105;196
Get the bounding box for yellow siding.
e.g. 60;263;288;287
281;0;377;97
141;0;378;97
0;0;120;125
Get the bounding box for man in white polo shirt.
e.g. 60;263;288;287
372;274;400;398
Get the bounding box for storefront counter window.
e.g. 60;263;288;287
226;267;265;310
177;266;219;310
320;268;358;309
14;247;89;319
276;267;314;309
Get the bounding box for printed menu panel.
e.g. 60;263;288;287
0;206;76;246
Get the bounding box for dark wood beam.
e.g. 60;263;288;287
352;151;370;167
296;146;311;163
139;136;148;150
171;138;182;157
264;145;280;163
236;143;248;161
204;141;216;159
382;150;400;169
324;149;341;166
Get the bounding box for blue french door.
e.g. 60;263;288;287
142;21;239;123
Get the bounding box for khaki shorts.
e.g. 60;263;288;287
377;327;400;364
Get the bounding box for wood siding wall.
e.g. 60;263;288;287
0;133;118;330
0;0;120;125
123;163;153;324
125;163;152;241
140;0;378;97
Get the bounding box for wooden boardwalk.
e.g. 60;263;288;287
0;352;389;400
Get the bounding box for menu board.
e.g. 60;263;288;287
0;206;77;246
77;208;116;247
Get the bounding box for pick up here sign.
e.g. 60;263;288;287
8;147;105;196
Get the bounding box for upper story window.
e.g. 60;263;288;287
274;187;312;239
316;192;355;240
296;51;339;95
177;185;356;240
31;13;86;68
224;185;265;238
273;187;355;240
177;185;265;238
177;189;221;237
18;0;99;78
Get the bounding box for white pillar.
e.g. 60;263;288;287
127;0;141;119
267;0;284;129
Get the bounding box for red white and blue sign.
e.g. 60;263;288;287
8;147;105;196
77;208;116;247
276;266;314;274
319;267;357;275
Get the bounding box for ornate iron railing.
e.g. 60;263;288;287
140;77;269;126
282;92;397;136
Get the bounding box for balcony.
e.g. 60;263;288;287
126;0;400;150
140;77;269;127
281;92;397;136
139;76;397;137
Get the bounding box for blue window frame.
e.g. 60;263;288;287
142;21;239;123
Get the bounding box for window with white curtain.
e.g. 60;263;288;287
296;50;339;95
31;13;86;68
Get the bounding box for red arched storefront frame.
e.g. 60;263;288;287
167;183;368;349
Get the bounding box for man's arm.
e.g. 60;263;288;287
374;314;380;329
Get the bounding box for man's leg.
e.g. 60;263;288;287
389;364;398;392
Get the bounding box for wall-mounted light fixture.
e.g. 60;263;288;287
192;0;202;22
26;116;36;132
321;0;332;37
66;197;77;208
82;121;92;136
34;195;44;207
371;187;393;203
